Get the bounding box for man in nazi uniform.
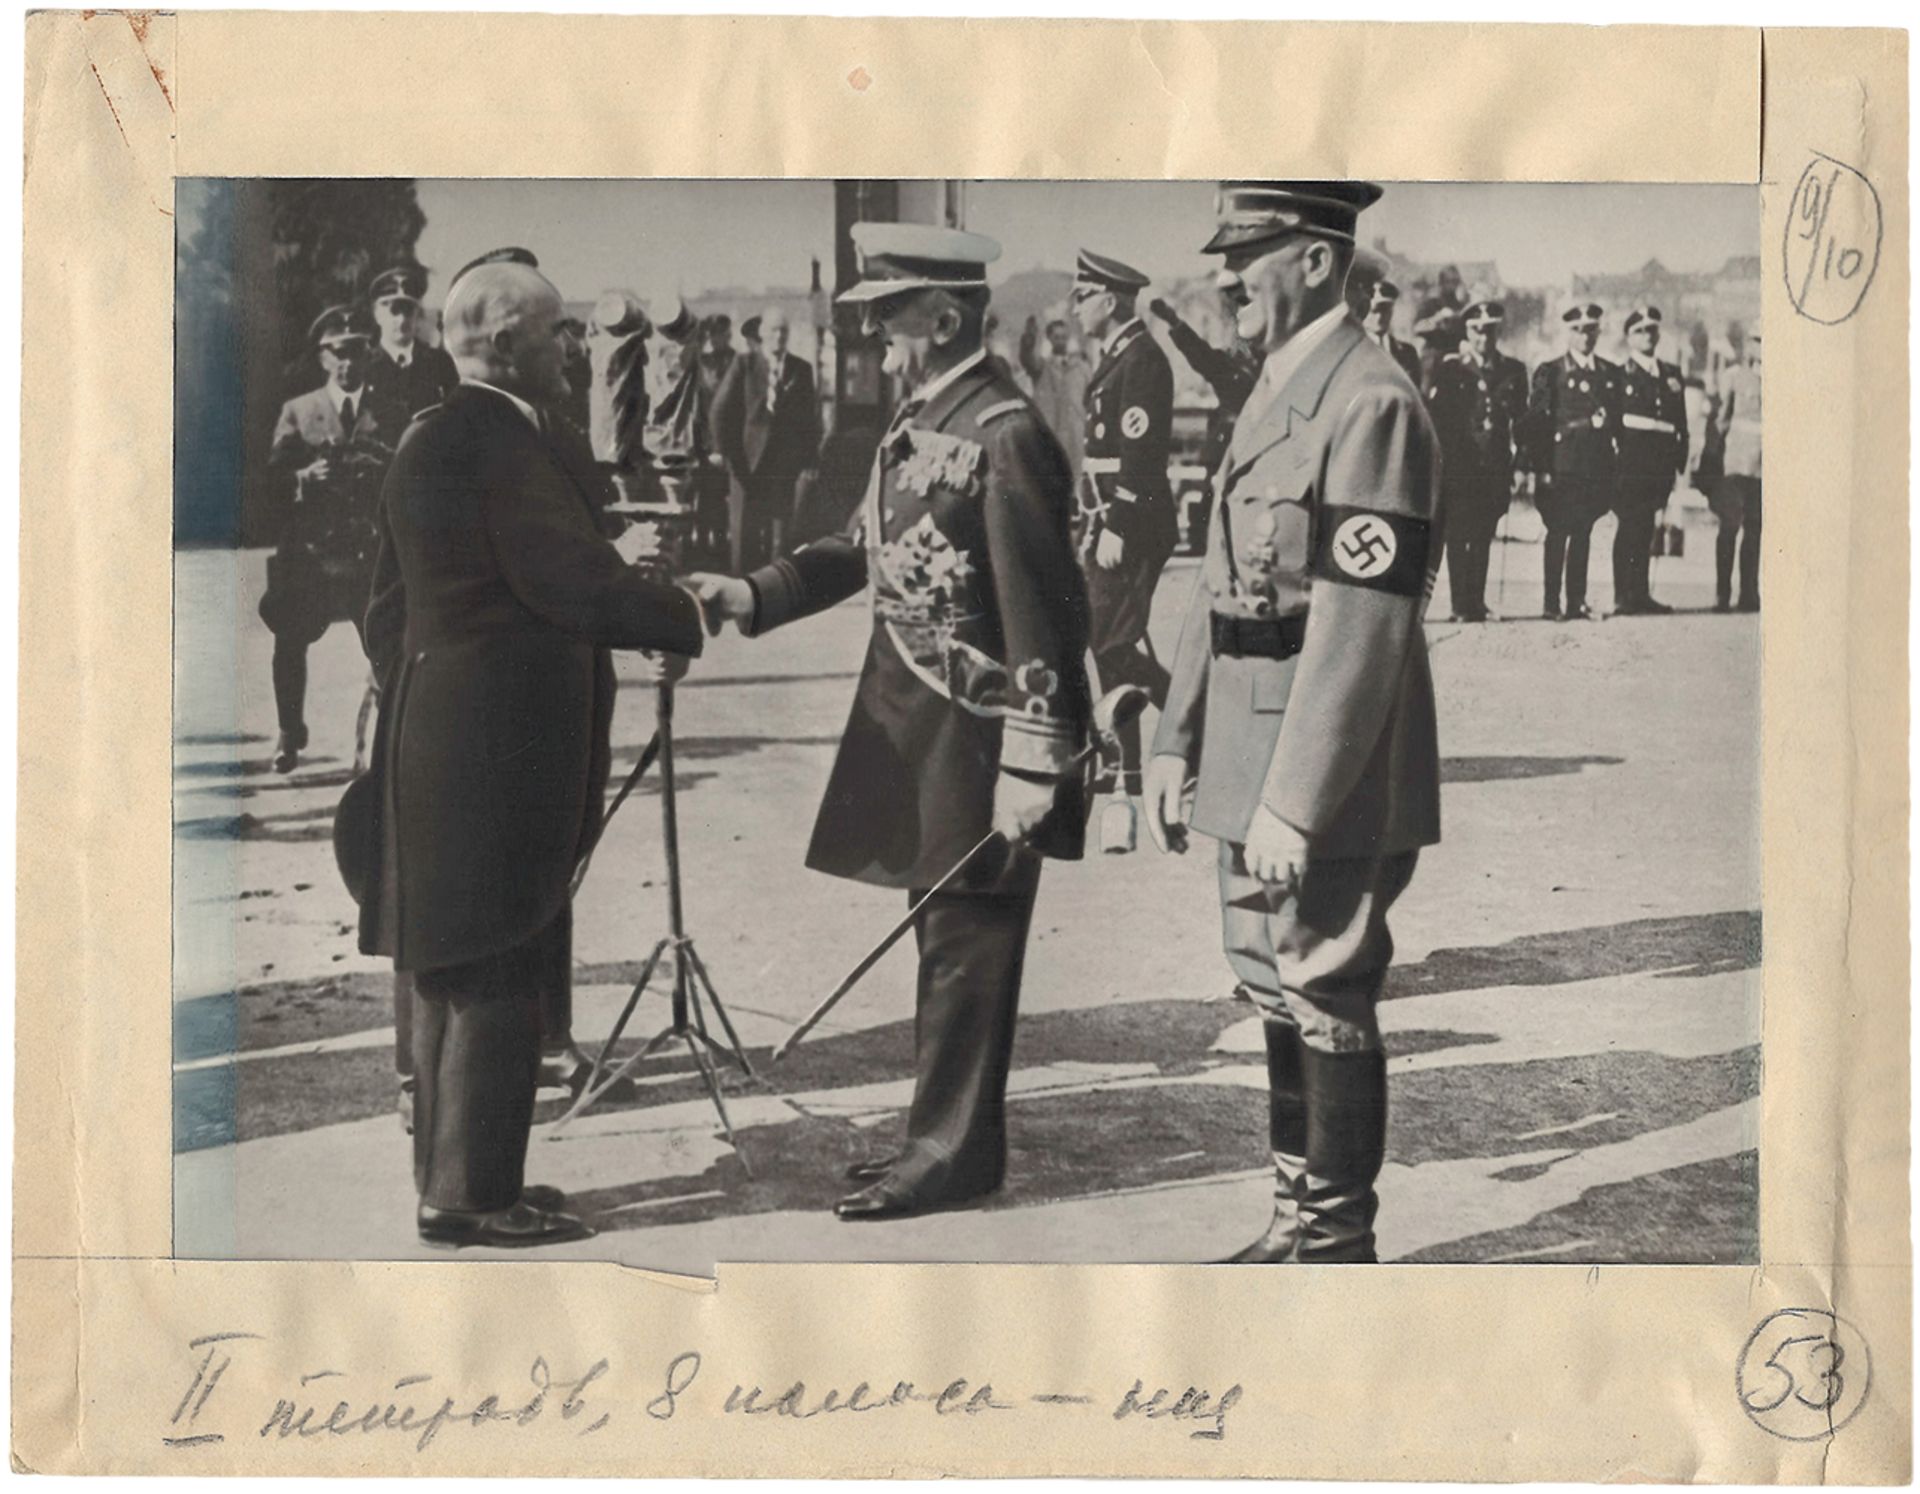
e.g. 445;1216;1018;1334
1525;302;1621;621
1427;300;1527;621
1071;250;1177;853
1609;304;1688;615
363;264;461;430
1358;278;1423;388
690;224;1091;1222
259;304;394;774
1145;181;1442;1264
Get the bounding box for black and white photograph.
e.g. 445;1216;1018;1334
170;176;1763;1271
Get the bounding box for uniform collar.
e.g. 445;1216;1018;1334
1255;303;1351;403
1226;311;1363;473
1568;349;1597;371
382;340;415;368
325;380;362;416
912;346;989;409
1629;350;1660;376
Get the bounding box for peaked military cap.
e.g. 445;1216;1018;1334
1623;304;1663;333
368;265;429;305
840;222;1003;305
308;303;375;348
1561;302;1605;328
1074;250;1151;293
1463;300;1506;328
450;246;539;287
1203;180;1385;254
1367;279;1402;310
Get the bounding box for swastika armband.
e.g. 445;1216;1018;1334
1312;506;1432;597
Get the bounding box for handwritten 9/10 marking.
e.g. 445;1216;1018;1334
1784;152;1883;325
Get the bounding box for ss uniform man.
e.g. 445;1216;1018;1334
352;260;707;1249
1071;250;1178;853
1427;300;1527;622
1526;303;1621;621
691;224;1091;1222
363;264;461;430
259;304;394;774
1358;279;1423;387
1610;304;1689;615
1145;181;1442;1264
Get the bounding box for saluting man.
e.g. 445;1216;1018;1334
1427;301;1527;621
1525;303;1621;621
1072;250;1177;852
690;224;1091;1222
1610;305;1689;615
363;265;460;429
1145;181;1442;1265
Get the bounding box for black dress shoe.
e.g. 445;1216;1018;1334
417;1200;595;1249
1541;604;1563;622
537;1046;593;1096
1641;597;1673;614
1735;597;1760;613
1564;602;1596;621
834;1173;1000;1222
273;728;307;774
522;1183;567;1211
844;1153;899;1185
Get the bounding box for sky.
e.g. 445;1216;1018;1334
398;178;1757;306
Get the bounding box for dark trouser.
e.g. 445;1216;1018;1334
1083;529;1174;794
1713;476;1763;607
1441;473;1509;618
890;866;1040;1193
734;471;798;573
410;910;569;1212
270;634;310;737
1540;475;1610;612
1611;473;1671;608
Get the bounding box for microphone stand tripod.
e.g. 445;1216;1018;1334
552;478;754;1171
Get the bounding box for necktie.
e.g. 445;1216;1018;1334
340;396;356;435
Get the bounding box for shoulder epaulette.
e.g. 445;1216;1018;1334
978;398;1028;425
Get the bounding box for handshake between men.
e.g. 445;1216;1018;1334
683;571;1058;846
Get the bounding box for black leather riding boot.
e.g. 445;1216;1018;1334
1220;1020;1309;1263
1295;1046;1390;1263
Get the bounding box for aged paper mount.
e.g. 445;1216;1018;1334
15;13;1910;1479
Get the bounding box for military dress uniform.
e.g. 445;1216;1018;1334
1154;181;1442;1264
743;224;1090;1220
1074;252;1177;811
258;305;394;768
1526;303;1621;619
1426;301;1527;620
362;265;461;430
1611;306;1689;614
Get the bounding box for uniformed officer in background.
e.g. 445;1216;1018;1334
1427;301;1527;621
1359;279;1423;387
1610;305;1688;615
259;304;394;773
1710;330;1763;612
1526;303;1621;621
1072;250;1177;853
1146;181;1442;1264
364;265;460;429
690;224;1091;1222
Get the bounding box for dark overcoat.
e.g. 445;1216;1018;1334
356;384;704;972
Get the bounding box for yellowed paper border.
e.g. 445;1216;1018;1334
15;13;1908;1479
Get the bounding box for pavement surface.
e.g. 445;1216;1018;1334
173;504;1762;1271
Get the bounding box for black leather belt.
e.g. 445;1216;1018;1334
1210;612;1307;660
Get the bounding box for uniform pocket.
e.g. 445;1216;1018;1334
1250;657;1298;715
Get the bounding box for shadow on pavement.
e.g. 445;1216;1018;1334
1441;754;1622;783
1384;909;1761;998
